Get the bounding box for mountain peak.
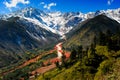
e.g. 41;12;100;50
14;7;46;17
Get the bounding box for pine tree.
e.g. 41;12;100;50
76;46;83;60
99;31;106;45
70;48;77;60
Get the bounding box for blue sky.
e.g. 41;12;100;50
0;0;120;14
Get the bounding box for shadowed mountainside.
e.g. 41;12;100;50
0;17;59;68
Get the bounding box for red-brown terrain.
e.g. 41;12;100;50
0;42;70;80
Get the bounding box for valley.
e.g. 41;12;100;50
0;5;120;80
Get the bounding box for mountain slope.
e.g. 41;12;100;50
64;14;120;48
0;17;59;68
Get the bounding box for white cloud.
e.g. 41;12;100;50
40;2;45;5
43;3;56;10
108;0;114;5
3;0;30;8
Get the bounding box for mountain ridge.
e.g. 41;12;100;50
0;7;120;35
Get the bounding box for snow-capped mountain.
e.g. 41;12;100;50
0;7;120;36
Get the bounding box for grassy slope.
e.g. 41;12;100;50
36;46;120;80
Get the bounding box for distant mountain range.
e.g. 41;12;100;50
0;7;120;35
0;7;120;68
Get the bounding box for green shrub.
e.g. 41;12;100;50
94;59;114;80
95;46;109;58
